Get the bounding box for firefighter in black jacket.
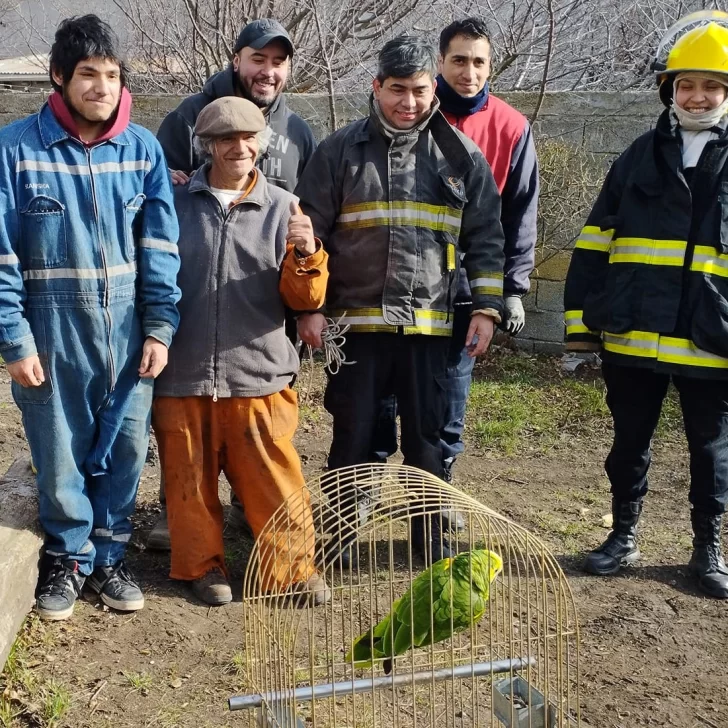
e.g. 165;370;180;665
564;11;728;599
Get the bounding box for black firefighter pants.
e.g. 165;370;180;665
602;361;728;515
325;332;449;478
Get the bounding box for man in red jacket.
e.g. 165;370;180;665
370;18;539;490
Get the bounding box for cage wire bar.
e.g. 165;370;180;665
233;464;581;727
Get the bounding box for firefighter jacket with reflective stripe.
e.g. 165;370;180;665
564;109;728;378
295;97;505;336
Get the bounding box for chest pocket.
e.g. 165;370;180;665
124;193;145;261
19;196;67;269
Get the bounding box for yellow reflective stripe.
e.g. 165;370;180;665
405;310;453;336
338;201;462;233
574;226;614;253
447;244;456;271
328;308;453;336
602;330;728;369
657;337;728;369
609;238;687;266
564;309;599;336
603;330;659;358
469;271;503;296
691;246;728;278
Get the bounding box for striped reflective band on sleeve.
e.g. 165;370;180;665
139;238;178;253
564;309;599;336
0;254;19;265
16;159;151;175
574;226;614;253
328;308;453;336
691;246;728;277
469;271;503;296
23;262;137;281
337;202;462;234
609;238;687;266
603;330;728;369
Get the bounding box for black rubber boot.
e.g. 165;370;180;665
410;514;456;565
689;510;728;599
583;500;642;575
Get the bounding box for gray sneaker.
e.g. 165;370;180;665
36;557;85;621
147;508;171;551
87;561;145;611
191;568;232;605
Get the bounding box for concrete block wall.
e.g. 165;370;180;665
0;90;665;353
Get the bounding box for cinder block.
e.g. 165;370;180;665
532;340;566;355
536;279;565;313
0;455;43;671
521;309;565;344
533;251;572;282
521;280;538;312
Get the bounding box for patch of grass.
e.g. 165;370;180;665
534;510;595;554
122;670;153;692
1;616;70;727
39;679;70;726
468;350;683;454
0;695;21;728
228;651;245;679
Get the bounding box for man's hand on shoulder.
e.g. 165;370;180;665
169;170;190;186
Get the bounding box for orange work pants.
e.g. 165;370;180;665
152;389;316;592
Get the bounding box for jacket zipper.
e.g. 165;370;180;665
86;146;116;392
212;197;228;402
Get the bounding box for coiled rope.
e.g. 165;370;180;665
299;314;356;403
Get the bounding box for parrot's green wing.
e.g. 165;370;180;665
392;558;454;655
346;598;400;667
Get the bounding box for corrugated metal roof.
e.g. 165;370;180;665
0;55;48;77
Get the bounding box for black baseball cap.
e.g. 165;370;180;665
233;19;294;56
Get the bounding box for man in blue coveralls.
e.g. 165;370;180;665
0;15;181;620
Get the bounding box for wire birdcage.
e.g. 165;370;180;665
232;464;580;728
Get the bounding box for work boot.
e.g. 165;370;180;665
86;561;145;612
410;514;456;564
146;508;171;551
291;573;332;607
192;568;233;605
35;556;85;621
583;499;642;575
688;509;728;599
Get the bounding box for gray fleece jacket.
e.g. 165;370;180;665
154;164;303;399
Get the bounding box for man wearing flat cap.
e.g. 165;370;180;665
151;18;318;548
151;96;331;607
157;18;315;192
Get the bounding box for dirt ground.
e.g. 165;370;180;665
1;351;728;728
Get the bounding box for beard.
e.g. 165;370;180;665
63;89;119;124
237;74;281;109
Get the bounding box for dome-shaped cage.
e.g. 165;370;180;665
231;464;580;727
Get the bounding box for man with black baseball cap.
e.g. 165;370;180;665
157;18;315;192
151;18;317;550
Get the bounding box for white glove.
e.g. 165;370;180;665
501;295;525;335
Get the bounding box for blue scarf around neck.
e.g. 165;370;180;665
436;74;489;116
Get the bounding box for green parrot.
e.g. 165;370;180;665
346;549;503;674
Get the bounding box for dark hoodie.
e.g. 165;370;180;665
156;67;317;192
